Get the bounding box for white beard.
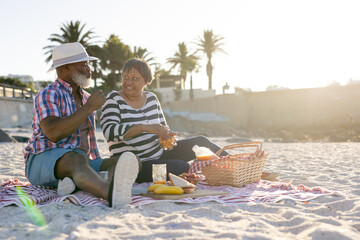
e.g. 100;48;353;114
72;71;92;88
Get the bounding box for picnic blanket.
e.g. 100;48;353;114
0;178;343;208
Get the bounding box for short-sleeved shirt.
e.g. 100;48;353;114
23;78;100;163
75;101;90;154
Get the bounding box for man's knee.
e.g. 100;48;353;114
55;151;88;178
63;151;88;166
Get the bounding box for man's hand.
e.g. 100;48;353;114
85;90;106;111
40;90;105;143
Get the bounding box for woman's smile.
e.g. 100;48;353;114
121;68;147;97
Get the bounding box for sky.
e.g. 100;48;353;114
1;0;360;93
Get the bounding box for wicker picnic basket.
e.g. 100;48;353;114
201;142;268;187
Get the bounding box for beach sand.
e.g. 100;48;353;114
0;128;359;239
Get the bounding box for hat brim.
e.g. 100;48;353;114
47;56;98;73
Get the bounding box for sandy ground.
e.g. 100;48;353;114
0;128;360;239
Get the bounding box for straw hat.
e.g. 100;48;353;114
47;42;98;72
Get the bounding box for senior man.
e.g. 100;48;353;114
23;42;139;207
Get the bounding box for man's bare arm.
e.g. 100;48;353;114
40;90;105;142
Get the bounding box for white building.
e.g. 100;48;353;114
151;87;216;103
149;74;216;103
5;74;47;90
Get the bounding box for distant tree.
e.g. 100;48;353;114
133;46;157;66
101;34;132;90
153;63;171;77
186;57;200;100
38;81;53;89
87;45;104;89
166;42;198;89
195;29;226;90
0;77;30;88
43;20;97;63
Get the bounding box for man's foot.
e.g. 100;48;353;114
108;152;139;207
57;177;76;196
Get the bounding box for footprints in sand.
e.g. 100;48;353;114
1;141;360;239
351;188;360;196
317;218;342;226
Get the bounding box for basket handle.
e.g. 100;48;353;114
215;142;263;157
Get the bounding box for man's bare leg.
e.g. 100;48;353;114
54;152;109;199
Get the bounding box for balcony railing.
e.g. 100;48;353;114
0;83;35;100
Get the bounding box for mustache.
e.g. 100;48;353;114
72;72;92;88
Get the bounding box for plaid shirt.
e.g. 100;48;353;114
23;78;101;163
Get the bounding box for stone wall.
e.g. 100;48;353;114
246;85;359;130
0;98;33;128
163;84;360;132
2;84;360;141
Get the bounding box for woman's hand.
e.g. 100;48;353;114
123;124;176;140
159;131;178;150
145;124;171;139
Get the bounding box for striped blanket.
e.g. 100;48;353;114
0;179;342;208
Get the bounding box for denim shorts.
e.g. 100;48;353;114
25;148;103;187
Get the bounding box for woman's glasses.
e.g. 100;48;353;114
122;75;141;83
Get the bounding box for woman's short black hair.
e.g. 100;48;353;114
122;58;153;84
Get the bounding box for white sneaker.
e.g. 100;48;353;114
57;177;76;196
109;152;139;207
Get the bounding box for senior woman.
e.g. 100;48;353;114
100;58;227;183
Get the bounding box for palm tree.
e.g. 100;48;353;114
43;20;97;63
87;45;104;89
187;58;200;100
133;46;156;66
166;42;198;89
195;29;226;90
101;34;132;89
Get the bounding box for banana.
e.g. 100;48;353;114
154;186;184;195
147;184;166;193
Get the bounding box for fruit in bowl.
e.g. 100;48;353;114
178;173;202;185
169;173;196;194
